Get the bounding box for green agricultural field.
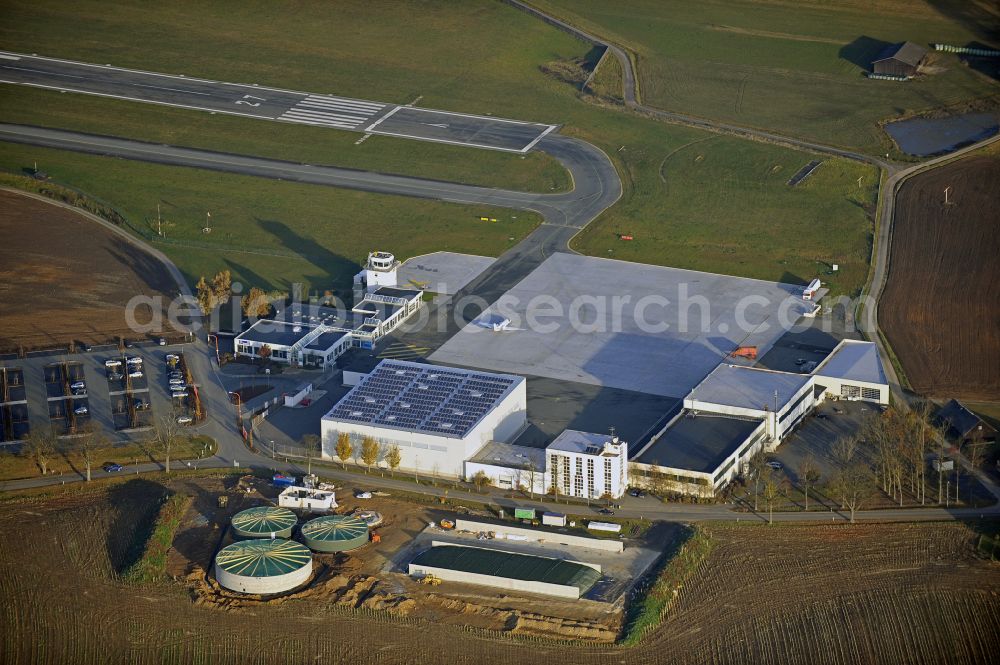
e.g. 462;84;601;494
531;0;1000;154
0;0;877;293
572;135;878;296
0;143;540;293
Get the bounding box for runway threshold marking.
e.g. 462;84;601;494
279;94;385;130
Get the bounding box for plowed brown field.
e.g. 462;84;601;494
879;156;1000;400
1;479;998;664
0;189;178;352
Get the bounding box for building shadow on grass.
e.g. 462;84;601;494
256;218;360;289
839;36;893;71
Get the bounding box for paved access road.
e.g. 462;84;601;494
0;51;556;153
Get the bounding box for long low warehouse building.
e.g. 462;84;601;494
454;518;624;553
408;544;601;599
630;339;889;496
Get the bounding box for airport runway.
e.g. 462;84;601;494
0;51;557;153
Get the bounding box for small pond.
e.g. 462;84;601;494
884;112;999;156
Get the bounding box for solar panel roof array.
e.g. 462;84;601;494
324;360;523;439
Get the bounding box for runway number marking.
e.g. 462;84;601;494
235;94;266;107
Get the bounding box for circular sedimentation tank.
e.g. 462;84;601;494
231;506;297;539
300;515;369;553
214;538;313;594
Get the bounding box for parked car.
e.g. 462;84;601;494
766;461;783;470
104;359;122;368
176;415;193;425
629;489;646;498
73;405;89;415
108;372;123;381
126;357;143;366
133;399;150;410
103;462;123;473
165;354;179;362
128;370;143;379
171;391;188;399
170;383;187;392
158;338;167;346
71;388;87;396
597;508;615;516
354;490;373;499
169;378;185;386
70;380;86;390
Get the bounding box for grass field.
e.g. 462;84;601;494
0;143;541;293
0;0;878;293
571;132;878;295
531;0;1000;154
0;434;214;482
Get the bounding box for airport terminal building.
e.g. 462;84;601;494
234;286;423;368
630;339;889;496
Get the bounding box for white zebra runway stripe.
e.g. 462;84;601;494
279;95;387;129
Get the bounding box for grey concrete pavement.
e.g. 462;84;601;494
0;51;555;152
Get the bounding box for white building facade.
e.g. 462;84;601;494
321;360;526;478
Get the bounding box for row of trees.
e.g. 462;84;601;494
740;403;979;523
194;269;272;318
865;403;984;506
298;433;402;477
20;415;190;481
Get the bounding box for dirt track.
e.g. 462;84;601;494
0;189;178;352
879;156;1000;400
1;479;998;664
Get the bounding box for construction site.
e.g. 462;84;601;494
2;474;997;664
156;473;669;642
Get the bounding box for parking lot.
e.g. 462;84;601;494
769;400;878;483
0;341;200;443
43;361;90;435
0;366;29;442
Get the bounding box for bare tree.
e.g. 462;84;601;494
360;436;379;474
301;433;320;476
832;435;859;466
832;463;875;524
385;444;401;478
23;429;56;476
748;450;768;512
761;467;779;524
335;432;352;469
524;459;538;499
77;422;108;483
798;455;820;511
153;415;180;473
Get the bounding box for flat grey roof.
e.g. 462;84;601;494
411;545;600;593
323;359;523;439
548;429;620;456
238;320;315;348
372;286;422;300
276;303;344;327
431;253;814;399
467;441;545;471
814;340;886;385
305;330;351;352
634;412;762;473
688;364;810;412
